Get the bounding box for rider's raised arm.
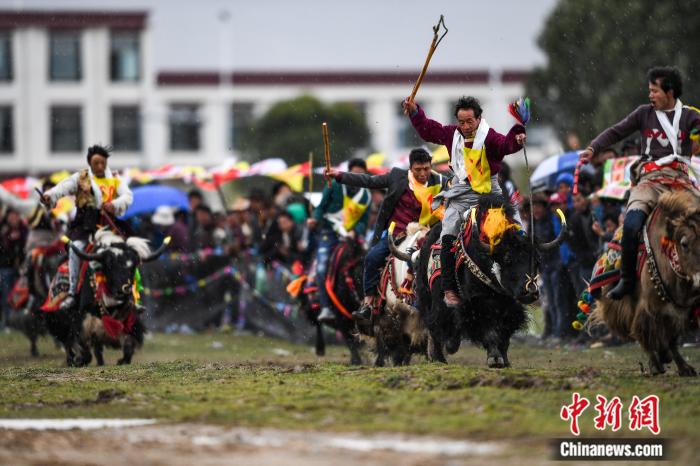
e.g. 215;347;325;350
490;125;526;159
109;179;133;217
44;172;80;207
338;170;392;190
408;105;455;146
590;105;644;155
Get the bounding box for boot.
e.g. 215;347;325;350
606;210;647;300
317;307;335;323
353;296;375;321
59;294;76;310
440;235;462;308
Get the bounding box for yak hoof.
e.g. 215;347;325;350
445;336;461;355
648;360;665;376
487;355;506;368
678;364;697;377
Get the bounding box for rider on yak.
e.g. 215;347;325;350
579;66;700;300
308;158;371;323
325;148;448;321
41;145;134;310
402;96;527;310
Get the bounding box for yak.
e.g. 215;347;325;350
415;194;565;366
590;190;700;376
293;235;365;365
367;222;432;366
49;228;167;366
7;240;65;357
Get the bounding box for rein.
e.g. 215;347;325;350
642;207;692;307
458;210;508;296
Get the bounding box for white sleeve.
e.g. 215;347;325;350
44;173;79;207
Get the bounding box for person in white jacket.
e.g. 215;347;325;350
42;145;133;310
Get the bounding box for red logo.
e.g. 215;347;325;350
560;392;590;436
628;395;660;435
593;395;623;432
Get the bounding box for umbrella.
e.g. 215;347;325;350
530;151;582;192
122;185;189;219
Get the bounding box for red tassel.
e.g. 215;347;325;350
102;315;124;339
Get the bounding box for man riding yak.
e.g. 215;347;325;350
579;66;700;300
325;148;448;321
402;96;527;309
41;145;134;310
308;158;371;323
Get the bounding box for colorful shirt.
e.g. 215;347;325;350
409;105;525;177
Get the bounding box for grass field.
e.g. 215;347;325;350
1;330;699;464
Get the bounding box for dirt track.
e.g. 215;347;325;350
0;424;511;466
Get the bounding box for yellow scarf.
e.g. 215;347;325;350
452;119;492;193
408;171;443;226
340;185;370;231
93;176;120;204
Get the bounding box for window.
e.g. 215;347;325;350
0;31;12;81
169;104;201;151
50;31;81;81
51;106;82;152
110;31;140;81
111;106;141;152
230;103;254;151
396;101;422;148
0;106;13;153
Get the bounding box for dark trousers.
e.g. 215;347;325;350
363;234;390;296
315;230;339;309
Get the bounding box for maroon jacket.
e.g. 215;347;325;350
590;104;700;158
409;105;525;175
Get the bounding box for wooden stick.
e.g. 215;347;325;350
308;151;313;193
322;122;331;188
409;15;448;103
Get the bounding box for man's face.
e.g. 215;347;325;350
558;182;571;197
456;109;481;136
350;166;366;174
89;154;108;177
649;80;674;110
410;162;432;184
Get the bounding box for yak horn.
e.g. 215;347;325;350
538;208;567;251
142;236;171;263
387;222;413;263
66;240;107;262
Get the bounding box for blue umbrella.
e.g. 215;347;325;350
530;151;582;192
122;185;189;219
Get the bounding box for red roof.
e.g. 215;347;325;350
0;11;147;29
157;70;529;86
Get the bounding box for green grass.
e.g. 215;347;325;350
1;330;699;443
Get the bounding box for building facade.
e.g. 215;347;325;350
0;10;540;176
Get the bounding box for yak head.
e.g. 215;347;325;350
66;228;170;303
467;195;566;304
659;190;700;289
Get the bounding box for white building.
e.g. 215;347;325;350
0;10;546;176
